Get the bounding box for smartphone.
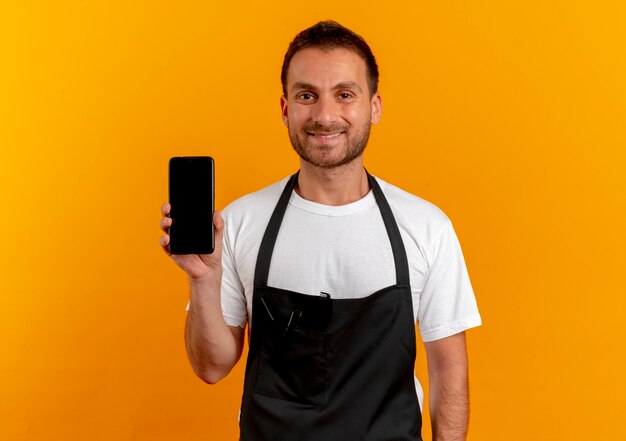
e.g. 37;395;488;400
168;156;215;254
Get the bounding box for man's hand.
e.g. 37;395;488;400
160;203;243;384
159;202;224;280
424;332;469;441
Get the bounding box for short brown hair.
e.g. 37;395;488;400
281;20;379;97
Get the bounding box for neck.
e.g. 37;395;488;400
295;158;370;206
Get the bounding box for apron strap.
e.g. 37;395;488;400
253;170;410;287
254;172;299;287
367;173;410;286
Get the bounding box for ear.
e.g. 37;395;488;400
370;92;382;125
280;95;289;127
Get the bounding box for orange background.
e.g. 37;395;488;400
1;1;625;440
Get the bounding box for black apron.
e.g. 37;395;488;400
239;172;422;441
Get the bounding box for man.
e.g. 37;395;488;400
160;20;481;441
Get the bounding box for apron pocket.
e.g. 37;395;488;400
254;328;329;406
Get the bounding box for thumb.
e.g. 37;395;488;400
213;210;224;253
199;210;224;268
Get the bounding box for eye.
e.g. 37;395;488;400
339;92;354;100
298;93;315;101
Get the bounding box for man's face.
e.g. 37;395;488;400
281;47;382;169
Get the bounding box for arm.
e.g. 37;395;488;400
424;331;469;441
160;205;245;384
185;273;245;384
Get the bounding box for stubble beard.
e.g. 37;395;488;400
288;121;371;169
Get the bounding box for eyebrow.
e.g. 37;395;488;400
290;81;364;94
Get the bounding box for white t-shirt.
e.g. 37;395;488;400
213;175;481;340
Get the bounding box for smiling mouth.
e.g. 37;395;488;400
308;131;344;139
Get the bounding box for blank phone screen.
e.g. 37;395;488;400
168;156;214;254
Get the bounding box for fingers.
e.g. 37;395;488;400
160;202;172;234
159;233;171;256
160;202;172;255
160;215;172;233
161;202;171;216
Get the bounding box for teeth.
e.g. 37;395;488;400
319;132;341;139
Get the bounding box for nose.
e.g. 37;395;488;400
311;95;340;126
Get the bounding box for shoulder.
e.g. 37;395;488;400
372;175;462;269
374;176;451;235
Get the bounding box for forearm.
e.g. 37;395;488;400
185;270;243;384
429;364;469;441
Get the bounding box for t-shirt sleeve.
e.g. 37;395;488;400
417;220;481;342
219;223;247;328
185;220;248;329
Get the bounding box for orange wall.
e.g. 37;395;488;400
1;1;625;440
